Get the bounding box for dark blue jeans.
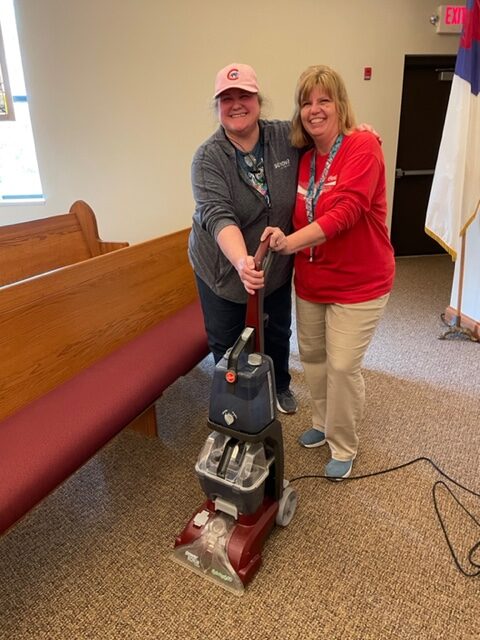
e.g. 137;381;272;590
195;275;292;393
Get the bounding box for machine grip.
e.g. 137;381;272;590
253;234;272;271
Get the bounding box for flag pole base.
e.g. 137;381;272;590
439;313;479;342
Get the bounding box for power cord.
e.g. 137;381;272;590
289;456;480;578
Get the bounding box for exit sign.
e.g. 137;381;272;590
436;5;467;33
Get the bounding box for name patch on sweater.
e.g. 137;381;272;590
274;159;291;170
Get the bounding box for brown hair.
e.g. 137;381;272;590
290;65;356;148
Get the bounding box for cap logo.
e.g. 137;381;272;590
227;68;240;81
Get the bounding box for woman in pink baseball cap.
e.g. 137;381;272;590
188;62;378;416
188;62;299;414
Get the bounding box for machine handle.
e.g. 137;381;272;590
246;233;273;354
225;234;273;381
253;235;272;271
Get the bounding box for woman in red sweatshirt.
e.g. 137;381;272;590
263;65;395;479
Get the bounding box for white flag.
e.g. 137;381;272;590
425;0;480;259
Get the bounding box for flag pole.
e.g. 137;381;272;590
440;230;478;341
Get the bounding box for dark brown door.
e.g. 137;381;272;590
391;54;456;256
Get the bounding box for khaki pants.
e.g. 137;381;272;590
296;294;389;461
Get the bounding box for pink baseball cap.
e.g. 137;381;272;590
214;63;259;98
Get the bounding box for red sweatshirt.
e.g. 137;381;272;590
293;131;395;304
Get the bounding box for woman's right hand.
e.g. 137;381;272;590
236;255;265;295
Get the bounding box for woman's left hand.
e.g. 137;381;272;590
261;226;289;254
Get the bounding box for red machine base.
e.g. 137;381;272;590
173;498;278;594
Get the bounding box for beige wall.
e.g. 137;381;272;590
5;0;461;244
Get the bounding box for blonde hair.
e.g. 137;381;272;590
290;65;356;148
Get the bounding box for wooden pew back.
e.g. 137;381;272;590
0;228;198;422
0;200;128;286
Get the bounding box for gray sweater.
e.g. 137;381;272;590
188;120;300;303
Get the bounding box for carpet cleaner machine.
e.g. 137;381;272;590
172;237;297;594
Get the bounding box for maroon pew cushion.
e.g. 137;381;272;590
0;300;209;535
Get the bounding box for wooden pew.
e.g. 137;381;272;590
0;200;128;286
0;228;209;535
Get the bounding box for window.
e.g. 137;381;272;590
0;23;13;121
0;0;43;202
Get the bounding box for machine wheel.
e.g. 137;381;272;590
275;482;297;527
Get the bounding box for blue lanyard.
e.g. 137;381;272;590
305;134;344;223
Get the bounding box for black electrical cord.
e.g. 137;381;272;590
289;456;480;578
